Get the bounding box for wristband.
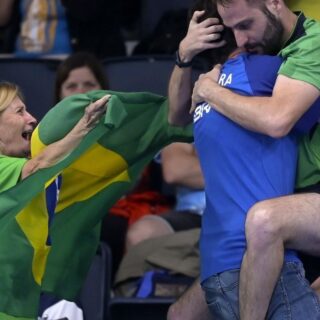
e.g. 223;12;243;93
175;50;193;68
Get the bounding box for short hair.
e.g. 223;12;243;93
54;52;109;104
0;82;24;113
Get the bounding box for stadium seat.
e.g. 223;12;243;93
0;57;60;120
103;55;204;96
79;241;112;320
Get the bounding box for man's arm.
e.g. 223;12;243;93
21;95;109;179
192;65;320;138
168;11;225;126
161;143;204;189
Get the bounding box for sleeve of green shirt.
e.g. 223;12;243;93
0;155;27;193
279;18;320;90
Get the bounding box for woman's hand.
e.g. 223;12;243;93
21;94;111;179
76;94;110;133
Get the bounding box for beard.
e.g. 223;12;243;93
245;7;285;55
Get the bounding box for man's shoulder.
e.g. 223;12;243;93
281;14;320;55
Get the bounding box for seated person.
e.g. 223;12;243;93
126;142;205;249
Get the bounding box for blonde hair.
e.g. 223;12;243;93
0;82;24;113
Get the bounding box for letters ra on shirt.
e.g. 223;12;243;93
193;72;232;123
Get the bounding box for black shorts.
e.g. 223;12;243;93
295;183;320;282
159;210;202;231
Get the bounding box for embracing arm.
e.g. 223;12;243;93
168;11;225;126
168;65;194;126
21;95;110;179
192;66;320;138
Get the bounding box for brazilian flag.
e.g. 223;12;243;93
0;90;192;319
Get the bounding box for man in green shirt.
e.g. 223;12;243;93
168;0;320;319
188;0;320;319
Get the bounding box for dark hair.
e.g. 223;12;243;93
216;0;263;6
54;52;109;103
188;0;237;67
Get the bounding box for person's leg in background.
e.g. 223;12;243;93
126;210;201;249
126;214;174;249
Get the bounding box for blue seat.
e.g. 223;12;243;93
0;57;59;120
79;241;112;320
103;55;203;96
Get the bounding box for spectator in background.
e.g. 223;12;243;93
0;0;125;58
125;142;205;249
54;51;108;103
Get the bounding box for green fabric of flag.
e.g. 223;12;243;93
0;102;110;318
0;90;192;318
36;92;193;299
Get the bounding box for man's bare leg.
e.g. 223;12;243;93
167;279;213;320
240;193;320;320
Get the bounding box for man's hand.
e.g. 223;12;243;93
179;10;225;63
191;64;221;112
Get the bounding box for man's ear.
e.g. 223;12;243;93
265;0;282;15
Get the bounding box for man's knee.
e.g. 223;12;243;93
246;201;282;249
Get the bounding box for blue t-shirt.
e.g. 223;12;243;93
175;186;205;215
194;53;320;281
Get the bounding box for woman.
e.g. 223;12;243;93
0;81;109;318
0;81;109;184
54;51;109;104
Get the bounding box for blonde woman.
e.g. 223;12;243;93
0;81;109;187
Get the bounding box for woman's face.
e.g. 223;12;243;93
60;66;102;99
0;97;37;157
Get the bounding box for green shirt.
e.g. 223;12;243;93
0;155;27;193
278;13;320;187
296;127;320;188
279;13;320;89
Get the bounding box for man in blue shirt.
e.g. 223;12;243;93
168;0;320;319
